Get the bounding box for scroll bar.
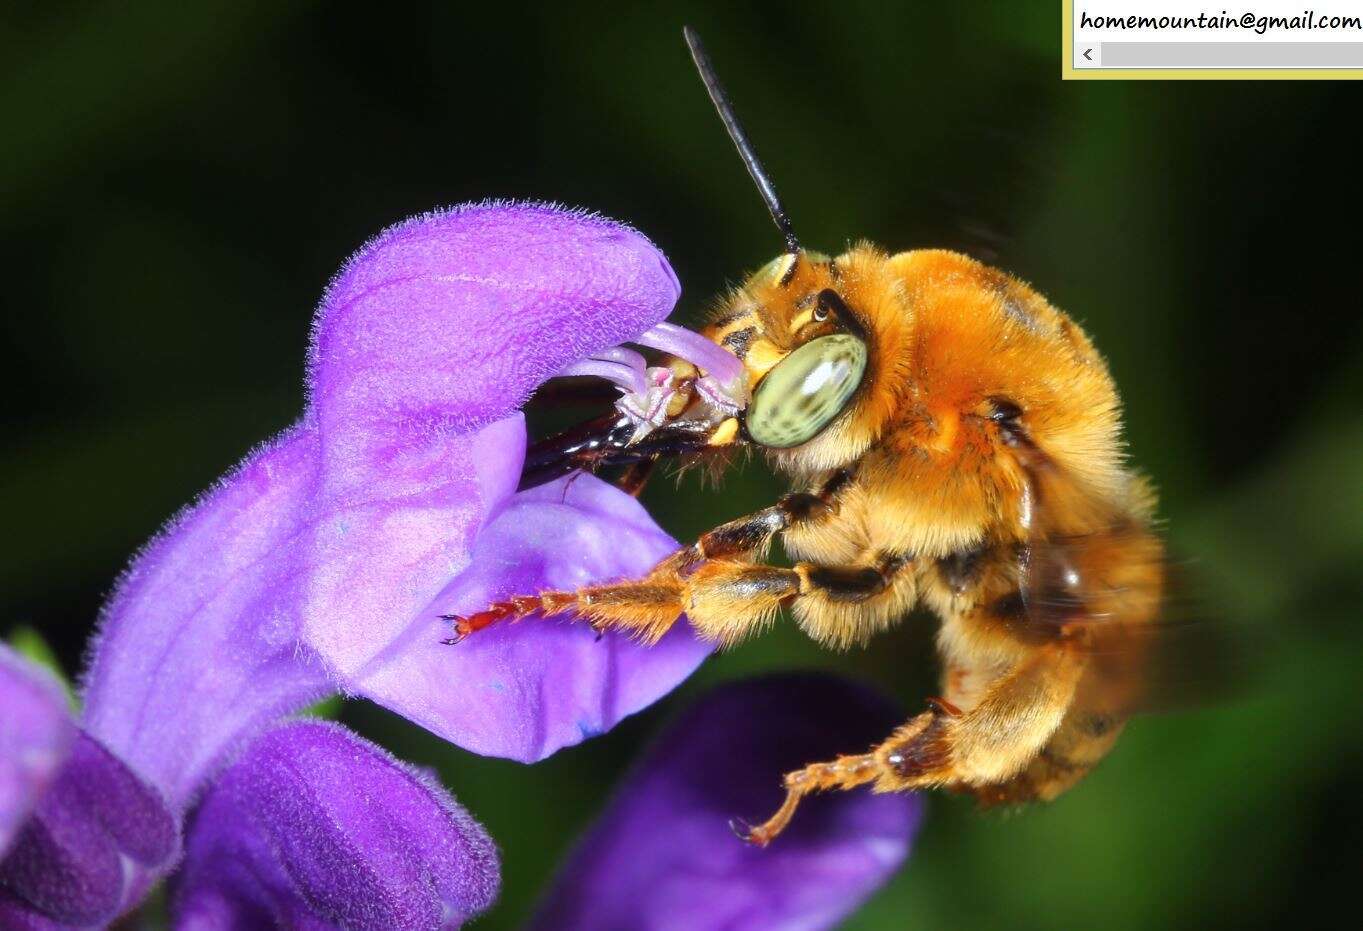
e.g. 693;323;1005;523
1098;42;1363;68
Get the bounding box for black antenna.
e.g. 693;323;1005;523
683;26;801;255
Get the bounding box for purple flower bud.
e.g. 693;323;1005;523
0;647;176;928
529;674;924;931
0;648;73;857
173;721;498;931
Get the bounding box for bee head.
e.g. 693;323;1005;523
684;28;895;470
695;245;911;474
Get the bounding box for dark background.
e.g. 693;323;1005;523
3;2;1362;928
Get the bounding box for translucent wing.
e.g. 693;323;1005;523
1015;454;1261;717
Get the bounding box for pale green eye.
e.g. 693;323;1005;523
751;251;831;287
746;334;868;449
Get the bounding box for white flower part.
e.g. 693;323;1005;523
615;367;677;443
695;374;749;419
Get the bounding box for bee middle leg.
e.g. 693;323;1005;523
736;643;1086;846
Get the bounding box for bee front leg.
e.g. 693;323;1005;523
614;459;656;497
564;551;900;647
441;485;842;644
441;559;795;647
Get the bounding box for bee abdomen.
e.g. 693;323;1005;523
968;708;1127;807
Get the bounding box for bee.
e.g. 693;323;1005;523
448;27;1170;846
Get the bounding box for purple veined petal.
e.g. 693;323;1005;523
350;471;713;762
82;202;681;814
1;648;173;927
294;411;525;690
173;720;499;931
309;200;682;458
81;413;519;815
0;647;75;858
0;732;176;928
528;674;924;931
80;424;339;813
0;898;76;931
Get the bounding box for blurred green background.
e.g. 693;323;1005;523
3;2;1361;928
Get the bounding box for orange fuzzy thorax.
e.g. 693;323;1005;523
707;246;1136;559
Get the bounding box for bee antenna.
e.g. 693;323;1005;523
683;26;801;255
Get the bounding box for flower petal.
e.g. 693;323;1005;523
0;897;73;931
297;413;524;684
0;732;176;927
173;721;498;931
310;200;682;445
529;674;923;931
80;426;340;812
352;472;712;762
302;200;681;678
82;414;516;814
0;646;74;858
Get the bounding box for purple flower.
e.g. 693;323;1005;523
0;646;177;928
390;472;706;760
0;647;71;857
173;721;498;931
530;674;923;931
79;201;712;818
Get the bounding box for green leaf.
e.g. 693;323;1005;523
7;625;77;711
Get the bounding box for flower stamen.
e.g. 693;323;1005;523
555;322;748;443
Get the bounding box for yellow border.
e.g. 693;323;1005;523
1061;0;1363;79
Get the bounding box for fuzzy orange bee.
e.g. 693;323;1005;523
447;27;1168;846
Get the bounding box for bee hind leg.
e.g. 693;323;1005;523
737;644;1088;845
732;747;887;847
732;710;940;847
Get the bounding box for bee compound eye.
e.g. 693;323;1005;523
746;334;868;449
750;251;832;289
753;254;798;287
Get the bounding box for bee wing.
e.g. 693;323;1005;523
1121;607;1267;716
1017;485;1262;717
